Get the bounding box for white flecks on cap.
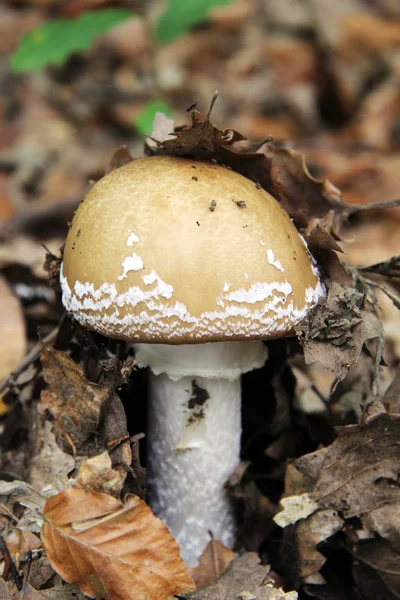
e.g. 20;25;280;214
260;240;266;246
222;280;292;304
126;232;140;246
267;249;285;273
60;260;325;342
118;253;144;280
222;282;232;292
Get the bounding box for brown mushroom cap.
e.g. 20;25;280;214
61;156;324;343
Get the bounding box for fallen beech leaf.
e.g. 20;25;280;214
42;488;195;600
182;553;297;599
190;539;235;590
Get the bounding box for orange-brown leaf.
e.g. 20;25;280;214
190;539;235;590
42;488;195;600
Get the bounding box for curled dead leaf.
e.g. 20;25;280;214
146;106;346;231
274;400;400;588
76;452;125;498
42;488;195;600
296;282;383;391
40;346;131;474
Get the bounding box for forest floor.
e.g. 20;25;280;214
0;1;399;599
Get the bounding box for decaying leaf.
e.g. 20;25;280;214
274;399;400;589
0;274;27;386
76;451;125;498
190;538;235;591
383;368;400;414
296;282;383;391
40;577;87;599
40;345;131;475
0;579;49;600
28;418;75;496
40;345;108;453
105;145;134;175
0;479;46;533
42;488;195;600
146;104;347;230
181;553;297;599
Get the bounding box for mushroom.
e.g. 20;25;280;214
61;155;324;566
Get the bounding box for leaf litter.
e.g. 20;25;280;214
0;7;400;597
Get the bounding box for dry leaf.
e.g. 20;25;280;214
0;274;27;384
190;539;235;590
0;479;46;533
42;488;195;600
76;452;125;498
296;282;383;391
40;345;108;453
274;400;400;588
182;553;297;599
39;346;131;477
28;419;75;496
105;146;134;175
146;108;346;230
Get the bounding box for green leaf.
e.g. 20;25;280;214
11;8;133;72
134;100;173;136
156;0;233;45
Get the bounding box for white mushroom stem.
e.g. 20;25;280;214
133;341;267;568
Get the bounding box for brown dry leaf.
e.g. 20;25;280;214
0;479;46;533
40;577;87;600
182;553;297;599
39;345;131;472
105;146;134;175
0;274;27;384
190;539;235;591
28;419;75;496
147;108;346;230
383;368;400;414
40;345;107;453
0;580;49;600
6;527;42;558
296;282;383;391
76;452;125;498
41;488;195;600
275;400;400;588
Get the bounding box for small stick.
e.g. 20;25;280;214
0;535;22;591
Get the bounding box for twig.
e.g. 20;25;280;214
359;255;400;280
343;198;400;215
0;535;22;591
362;277;400;310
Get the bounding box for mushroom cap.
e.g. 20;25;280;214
61;156;324;343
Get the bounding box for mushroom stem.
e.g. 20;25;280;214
134;341;267;567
